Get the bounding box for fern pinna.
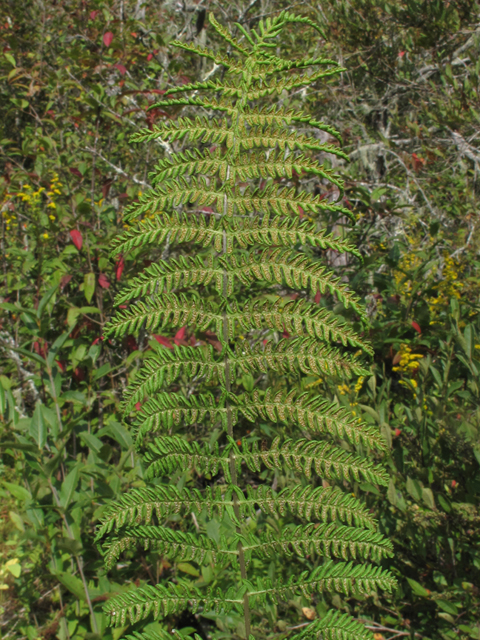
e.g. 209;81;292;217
97;12;396;640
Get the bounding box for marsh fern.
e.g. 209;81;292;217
97;11;396;640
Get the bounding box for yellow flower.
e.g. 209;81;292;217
354;376;364;394
49;214;56;221
42;233;49;239
47;202;56;209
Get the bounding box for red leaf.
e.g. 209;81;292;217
115;255;125;281
263;339;268;346
451;480;457;488
69;167;82;178
125;335;137;352
398;50;406;58
411;321;422;334
73;367;85;382
60;274;72;290
118;304;127;309
135;402;142;411
394;428;402;437
103;31;114;47
33;340;47;359
282;330;290;339
314;290;321;304
153;334;173;349
298;206;305;219
69;229;83;251
56;360;67;372
89;10;99;19
147;53;153;61
91;337;101;346
174;326;186;345
98;273;110;289
115;63;126;76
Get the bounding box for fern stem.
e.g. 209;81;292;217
222;136;252;638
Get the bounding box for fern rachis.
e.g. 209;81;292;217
97;11;396;640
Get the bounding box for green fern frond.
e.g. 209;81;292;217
240;522;393;563
102;520;391;574
110;213;221;258
120;338;368;416
293;610;375;640
114;251;367;325
95;483;377;543
110;214;361;260
120;344;223;414
132;392;231;445
245;561;397;607
104;580;234;627
235;390;385;450
106;294;367;349
100;12;394;638
123;176;351;224
149;148;344;193
101;525;227;570
144;435;389;485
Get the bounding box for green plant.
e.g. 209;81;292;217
98;12;395;638
96;11;396;640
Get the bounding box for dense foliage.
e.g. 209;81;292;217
1;2;479;640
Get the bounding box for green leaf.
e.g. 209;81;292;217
407;577;430;597
421;487;435;510
84;272;96;303
437;494;451;513
387;479;397;506
30;402;47;449
55;570;86;600
437;600;458;615
3;481;32;502
79;431;104;454
93;362;111;380
37;283;59;319
46;331;72;368
406;476;422;502
176;562;200;577
98;421;133;450
59;466;80;508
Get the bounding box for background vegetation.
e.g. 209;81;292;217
0;1;479;640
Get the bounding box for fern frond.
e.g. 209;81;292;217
110;214;361;260
235;390;385;451
102;520;391;573
104;580;236;626
144;435;389;485
113;255;222;304
149;148;344;193
121;338;367;415
106;295;368;352
120;344;223;414
244;66;345;101
292;610;375;640
130;117;232;147
95;483;377;542
114;251;367;329
241;522;393;563
104;294;223;340
110;213;222;258
132;392;231;445
246;561;397;607
101;525;227;570
252;484;377;529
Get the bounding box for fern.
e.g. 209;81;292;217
97;11;396;640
